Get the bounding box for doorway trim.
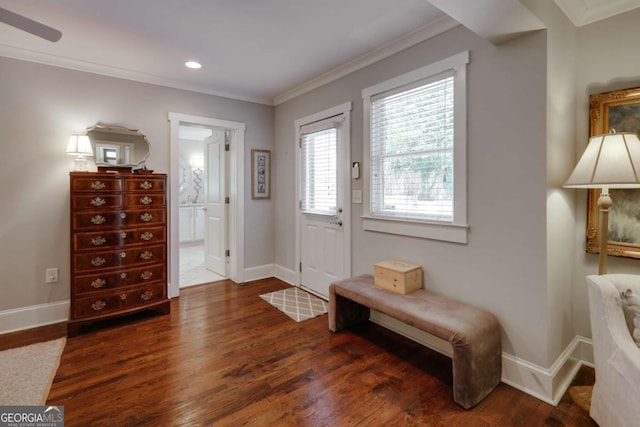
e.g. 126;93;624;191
294;101;352;292
169;112;246;298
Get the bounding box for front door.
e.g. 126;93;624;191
204;132;227;276
299;114;349;298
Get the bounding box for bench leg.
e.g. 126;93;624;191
451;327;502;409
329;291;370;332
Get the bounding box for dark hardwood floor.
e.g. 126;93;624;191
6;278;596;426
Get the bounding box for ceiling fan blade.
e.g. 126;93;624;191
0;7;62;42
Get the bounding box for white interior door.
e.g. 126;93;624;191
204;133;227;276
299;118;347;298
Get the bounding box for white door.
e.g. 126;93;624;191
204;133;227;276
299;116;349;298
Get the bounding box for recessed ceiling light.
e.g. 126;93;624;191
185;61;202;69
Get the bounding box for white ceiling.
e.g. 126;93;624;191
1;1;638;106
0;0;448;105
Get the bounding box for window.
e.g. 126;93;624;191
300;124;338;215
362;51;469;243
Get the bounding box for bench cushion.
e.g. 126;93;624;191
329;274;502;409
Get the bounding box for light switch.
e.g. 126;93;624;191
352;190;362;204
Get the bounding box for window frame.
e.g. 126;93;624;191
362;51;469;244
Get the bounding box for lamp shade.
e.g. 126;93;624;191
564;132;640;189
66;135;93;156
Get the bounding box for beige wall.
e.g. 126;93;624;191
275;25;551;366
572;8;640;338
523;0;580;367
0;57;274;313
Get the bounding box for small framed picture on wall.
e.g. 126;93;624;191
251;149;271;199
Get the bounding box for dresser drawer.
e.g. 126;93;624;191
72;209;166;230
71;176;122;193
73;264;165;295
73;282;166;319
125;177;166;193
73;244;166;272
125;209;166;227
72;211;126;229
72;195;123;210
73;227;166;251
124;193;166;208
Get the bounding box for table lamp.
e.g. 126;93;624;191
66;134;93;172
564;130;640;274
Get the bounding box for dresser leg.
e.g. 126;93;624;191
156;300;171;315
67;321;81;338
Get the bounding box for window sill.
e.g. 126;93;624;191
362;215;469;244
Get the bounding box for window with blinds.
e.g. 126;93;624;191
362;51;468;243
300;126;338;215
370;72;454;221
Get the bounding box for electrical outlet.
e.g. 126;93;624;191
352;190;363;204
45;268;59;283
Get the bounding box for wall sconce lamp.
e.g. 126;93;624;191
66;134;93;172
564;130;640;274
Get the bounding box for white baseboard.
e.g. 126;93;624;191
243;264;275;283
273;264;298;286
0;300;69;335
369;311;594;406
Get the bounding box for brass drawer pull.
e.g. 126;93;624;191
121;232;128;238
141;270;153;280
140;213;153;222
91;278;106;288
120;272;127;279
91;197;106;207
120;212;127;219
140;251;153;260
140;181;153;190
91;215;106;225
140;232;153;241
91;300;106;311
120;252;127;258
91;181;106;190
120;293;127;300
140;196;153;205
91;257;106;267
141;290;153;301
91;236;106;246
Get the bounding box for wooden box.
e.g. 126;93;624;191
374;260;422;294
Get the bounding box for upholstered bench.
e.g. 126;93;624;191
329;274;502;409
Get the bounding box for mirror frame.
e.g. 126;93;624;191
87;123;151;169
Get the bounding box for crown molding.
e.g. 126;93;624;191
0;44;274;106
273;15;460;106
553;0;640;26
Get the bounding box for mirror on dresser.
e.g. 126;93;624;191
86;123;151;169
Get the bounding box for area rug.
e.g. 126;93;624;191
0;338;66;405
260;287;328;322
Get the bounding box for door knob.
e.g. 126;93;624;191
330;219;343;227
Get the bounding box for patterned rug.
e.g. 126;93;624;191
0;337;66;405
260;287;328;322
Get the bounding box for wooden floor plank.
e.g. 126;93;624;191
2;278;597;426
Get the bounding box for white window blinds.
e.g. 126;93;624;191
370;71;454;222
300;121;339;215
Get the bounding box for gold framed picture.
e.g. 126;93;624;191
587;87;640;258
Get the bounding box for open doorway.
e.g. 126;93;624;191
178;125;227;288
168;112;246;298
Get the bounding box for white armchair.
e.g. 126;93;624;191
587;274;640;427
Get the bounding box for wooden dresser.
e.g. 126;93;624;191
68;172;170;336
